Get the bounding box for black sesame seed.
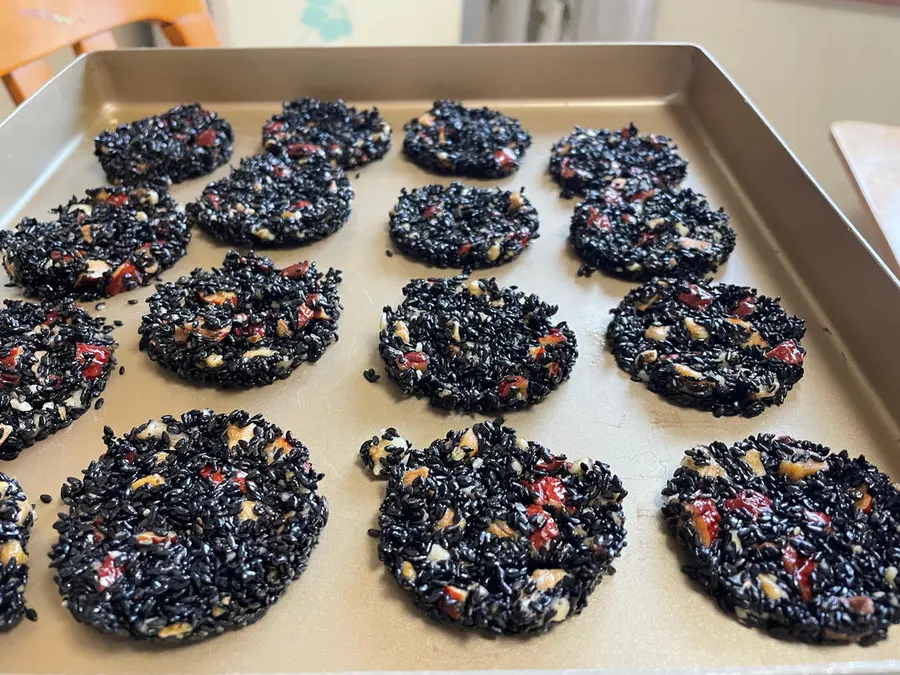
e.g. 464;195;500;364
127;299;139;305
186;153;353;247
379;275;577;412
549;123;687;198
0;185;190;301
663;435;900;645
570;187;736;281
113;320;123;327
40;494;53;504
118;365;125;375
0;299;117;459
363;368;380;383
363;420;627;635
138;251;342;388
607;277;805;417
94;103;233;185
367;528;382;538
50;409;328;641
94;398;104;410
385;249;393;257
389;183;539;269
262;97;390;170
0;473;34;630
403;101;531;178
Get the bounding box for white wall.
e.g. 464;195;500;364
210;0;462;47
653;0;900;230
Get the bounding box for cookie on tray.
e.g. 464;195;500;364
139;251;341;388
0;184;190;301
0;473;34;631
570;187;735;280
50;409;328;641
403;100;532;178
0;299;116;460
607;278;806;417
549;124;687;197
389;183;538;269
363;420;627;635
262;97;391;170
95;103;234;185
379;276;577;412
663;435;900;644
187;153;353;247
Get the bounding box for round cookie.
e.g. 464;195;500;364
662;435;900;644
0;473;34;631
139;251;341;388
403;100;532;178
379;276;577;412
389;183;538;269
607;278;806;417
0;184;190;301
50;409;328;641
549;124;687;197
95;103;233;185
187;153;353;247
0;299;116;460
363;420;627;635
570;187;736;280
262;97;391;170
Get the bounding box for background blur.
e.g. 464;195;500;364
2;0;898;237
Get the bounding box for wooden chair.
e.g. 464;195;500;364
1;0;219;105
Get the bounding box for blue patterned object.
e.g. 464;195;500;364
302;0;353;42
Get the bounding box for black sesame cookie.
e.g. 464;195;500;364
571;188;736;280
0;185;190;301
50;409;328;641
607;278;806;417
549;124;687;197
363;420;626;635
0;473;34;631
187;153;353;247
379;276;577;413
139;251;341;388
389;183;538;269
0;299;116;460
95;103;233;185
663;435;900;644
262;97;391;170
403;101;532;178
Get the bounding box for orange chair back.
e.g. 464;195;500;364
1;0;219;105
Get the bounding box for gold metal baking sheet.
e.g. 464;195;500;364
1;44;899;674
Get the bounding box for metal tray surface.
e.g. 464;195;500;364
1;45;899;675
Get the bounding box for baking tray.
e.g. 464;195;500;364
1;44;899;675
